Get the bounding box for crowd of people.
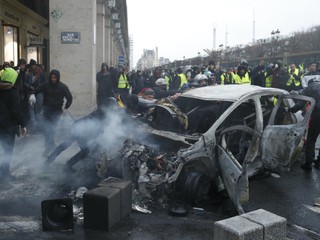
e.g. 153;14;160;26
95;59;320;171
1;57;320;182
0;59;72;181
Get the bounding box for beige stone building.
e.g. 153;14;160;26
0;0;129;115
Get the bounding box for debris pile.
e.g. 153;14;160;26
99;139;179;211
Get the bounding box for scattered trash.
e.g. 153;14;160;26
270;172;281;178
192;207;204;211
168;200;190;217
75;186;88;199
313;202;320;208
132;204;152;214
138;162;150;183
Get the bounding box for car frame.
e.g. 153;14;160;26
141;85;315;214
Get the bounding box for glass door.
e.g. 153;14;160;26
3;25;19;66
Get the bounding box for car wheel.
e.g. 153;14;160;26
180;171;211;205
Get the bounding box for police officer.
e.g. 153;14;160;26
0;68;27;181
290;62;320;170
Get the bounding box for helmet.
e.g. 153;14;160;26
193;74;208;83
240;59;248;66
184;65;192;74
155;78;167;86
274;60;283;68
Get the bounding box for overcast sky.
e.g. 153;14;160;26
127;0;320;66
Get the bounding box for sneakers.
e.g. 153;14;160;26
301;163;312;171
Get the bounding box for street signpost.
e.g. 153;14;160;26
118;55;125;64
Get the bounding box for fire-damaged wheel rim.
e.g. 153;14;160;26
179;171;211;205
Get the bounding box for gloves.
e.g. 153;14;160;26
28;94;36;105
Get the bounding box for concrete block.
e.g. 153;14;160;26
98;178;132;219
242;209;287;240
214;215;263;240
83;187;120;231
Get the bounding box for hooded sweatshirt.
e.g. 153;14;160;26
37;69;73;111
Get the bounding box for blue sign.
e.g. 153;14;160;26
118;55;125;63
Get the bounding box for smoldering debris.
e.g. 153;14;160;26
97;139;179;212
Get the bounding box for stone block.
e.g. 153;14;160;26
214;215;263;240
242;209;287;240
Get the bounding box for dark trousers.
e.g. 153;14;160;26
42;107;61;150
305;111;320;165
0;127;16;176
47;136;90;168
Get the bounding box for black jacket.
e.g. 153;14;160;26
153;86;179;99
251;65;265;87
0;85;25;129
37;70;73;111
132;73;145;94
97;72;115;99
291;81;320;113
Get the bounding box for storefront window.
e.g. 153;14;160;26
4;25;18;66
27;32;38;64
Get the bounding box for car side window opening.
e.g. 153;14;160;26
183;99;231;134
260;94;300;126
217;99;257;164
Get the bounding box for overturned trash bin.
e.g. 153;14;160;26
41;198;74;231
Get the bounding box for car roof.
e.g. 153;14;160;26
180;85;288;102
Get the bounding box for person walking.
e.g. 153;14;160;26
36;69;73;155
0;67;27;181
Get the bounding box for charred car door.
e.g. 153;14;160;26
216;99;261;214
261;94;315;172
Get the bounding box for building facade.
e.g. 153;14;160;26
0;0;49;67
1;0;129;115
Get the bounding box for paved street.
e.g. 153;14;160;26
0;117;320;240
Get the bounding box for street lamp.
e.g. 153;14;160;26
115;22;121;29
270;29;280;58
112;12;119;20
271;29;280;40
107;0;116;8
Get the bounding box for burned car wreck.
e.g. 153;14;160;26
99;85;315;214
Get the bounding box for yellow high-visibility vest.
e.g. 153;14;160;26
233;72;251;85
118;74;129;89
178;73;188;90
286;68;301;87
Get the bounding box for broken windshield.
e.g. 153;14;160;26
168;96;233;134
